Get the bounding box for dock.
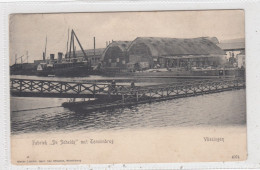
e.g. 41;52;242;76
10;78;128;98
10;78;245;112
63;78;245;111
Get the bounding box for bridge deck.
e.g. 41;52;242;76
10;78;245;100
10;78;129;98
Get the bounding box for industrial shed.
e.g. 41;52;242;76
217;38;245;60
102;41;132;68
127;37;226;69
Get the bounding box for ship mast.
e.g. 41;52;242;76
66;28;69;58
44;36;47;60
26;51;29;63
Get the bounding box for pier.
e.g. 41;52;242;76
10;78;129;98
10;78;245;112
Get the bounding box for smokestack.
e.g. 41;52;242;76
50;54;55;61
94;37;96;57
43;52;46;61
58;52;63;63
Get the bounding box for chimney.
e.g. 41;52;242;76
50;54;55;61
106;41;108;47
58;52;63;63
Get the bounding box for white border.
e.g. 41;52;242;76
1;0;260;169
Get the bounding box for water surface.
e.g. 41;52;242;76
11;89;246;135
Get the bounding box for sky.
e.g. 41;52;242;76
9;10;245;65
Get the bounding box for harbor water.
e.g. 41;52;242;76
11;83;246;135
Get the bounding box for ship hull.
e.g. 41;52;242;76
37;65;95;77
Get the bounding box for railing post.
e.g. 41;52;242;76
30;80;33;91
19;79;22;93
77;83;80;94
48;82;51;92
93;84;96;98
40;81;43;93
60;82;63;94
11;79;14;90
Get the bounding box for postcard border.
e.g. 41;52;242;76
1;0;260;169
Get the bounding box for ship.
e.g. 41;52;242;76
36;29;99;77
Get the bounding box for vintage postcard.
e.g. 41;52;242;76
9;10;246;165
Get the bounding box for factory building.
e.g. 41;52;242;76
217;38;245;59
101;41;132;69
127;37;226;71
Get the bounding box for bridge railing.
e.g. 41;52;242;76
118;78;246;103
10;78;245;99
10;78;131;97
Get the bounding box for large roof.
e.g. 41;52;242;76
102;41;132;58
84;48;105;56
217;42;245;51
105;41;132;51
128;37;226;56
217;38;245;51
204;37;219;44
67;48;105;57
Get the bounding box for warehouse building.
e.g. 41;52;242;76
101;41;132;69
217;38;245;59
100;37;226;72
127;37;226;70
